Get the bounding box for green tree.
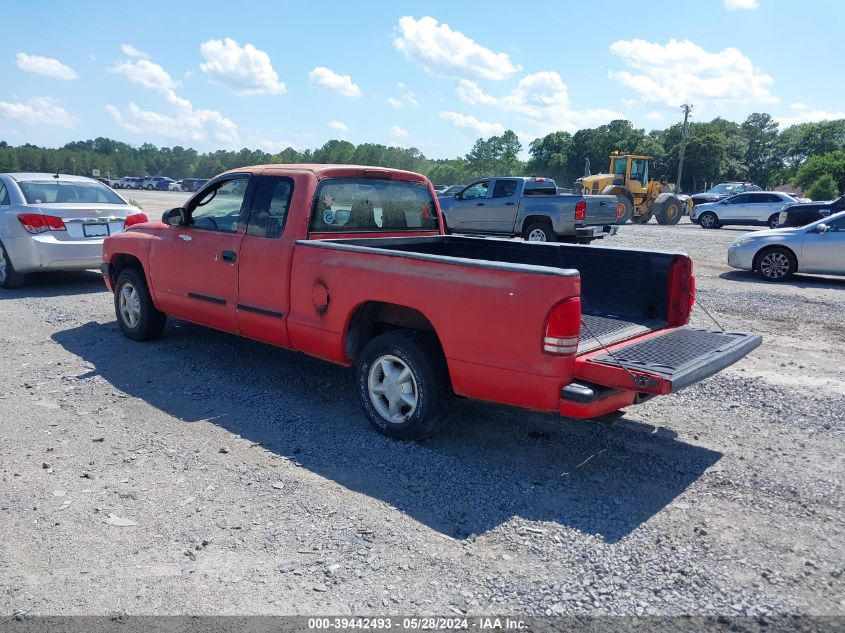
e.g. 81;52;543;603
527;131;574;184
793;150;845;193
742;113;780;186
805;174;839;200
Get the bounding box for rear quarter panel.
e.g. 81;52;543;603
287;242;581;411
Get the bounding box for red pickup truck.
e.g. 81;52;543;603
101;164;761;440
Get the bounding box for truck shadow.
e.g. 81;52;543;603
52;320;721;544
0;270;106;299
720;270;845;290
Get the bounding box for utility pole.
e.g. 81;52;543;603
676;104;693;194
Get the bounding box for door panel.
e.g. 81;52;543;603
236;174;296;347
801;219;845;274
486;179;520;233
450;181;489;231
720;194;748;221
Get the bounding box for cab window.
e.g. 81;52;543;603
461;181;489;200
630;159;647;183
244;177;293;238
492;180;518;198
188;176;249;233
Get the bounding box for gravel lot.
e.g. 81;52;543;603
1;199;843;618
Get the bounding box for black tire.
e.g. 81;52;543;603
523;221;554;242
656;196;683;225
615;197;633;224
355;331;449;440
698;211;720;229
114;268;166;341
0;241;26;289
145;184;154;190
631;212;652;224
755;246;797;281
768;214;780;229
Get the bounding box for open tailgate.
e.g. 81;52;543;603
575;327;762;395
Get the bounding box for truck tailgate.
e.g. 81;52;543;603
575;327;762;395
584;195;619;225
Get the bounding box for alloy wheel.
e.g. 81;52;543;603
367;355;419;424
528;228;548;242
119;283;141;328
760;252;791;279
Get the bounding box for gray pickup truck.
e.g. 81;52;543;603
438;177;620;243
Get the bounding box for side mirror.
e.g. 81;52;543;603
162;207;187;226
815;223;830;234
454;193;462;200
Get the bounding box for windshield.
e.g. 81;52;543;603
707;184;735;194
309;178;438;233
18;180;126;205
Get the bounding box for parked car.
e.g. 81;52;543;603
777;194;845;228
432;184;448;193
691;191;796;229
101;164;760;439
438;177;620;243
116;176;144;190
728;210;845;281
169;180;183;192
0;173;148;288
141;176;171;190
96;177;121;188
437;184;464;197
180;178;208;192
690;182;761;207
154;178;176;191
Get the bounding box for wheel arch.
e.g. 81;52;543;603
344;300;445;365
752;243;798;272
519;214;555;233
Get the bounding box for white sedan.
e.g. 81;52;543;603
0;173;148;288
692;191;796;229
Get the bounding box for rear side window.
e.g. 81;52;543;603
492;180;518;198
309;178;438;233
0;182;9;206
244;176;293;238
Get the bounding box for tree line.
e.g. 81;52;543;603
1;113;843;199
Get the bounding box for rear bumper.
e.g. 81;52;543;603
3;235;105;274
575;225;618;240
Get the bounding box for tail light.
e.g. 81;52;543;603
17;213;66;234
667;256;694;326
616;202;626;219
124;212;149;228
574;200;586;221
543;297;581;355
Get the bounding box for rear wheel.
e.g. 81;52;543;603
656;197;683;225
756;247;796;281
114;268;166;341
356;331;449;440
0;241;26;289
698;212;720;229
768;214;780;229
523;221;554;242
145;184;154;190
615;197;633;224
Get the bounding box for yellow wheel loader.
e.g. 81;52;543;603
575;153;689;225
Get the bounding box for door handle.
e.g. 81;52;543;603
505;202;515;206
476;202;485;206
600;201;607;206
221;250;237;263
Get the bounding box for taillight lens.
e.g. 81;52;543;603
667;256;694;326
543;297;581;355
18;213;66;234
575;200;586;221
124;212;149;228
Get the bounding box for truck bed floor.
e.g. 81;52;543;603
578;313;660;354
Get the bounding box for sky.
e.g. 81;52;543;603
1;0;843;159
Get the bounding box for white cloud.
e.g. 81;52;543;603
724;0;759;10
390;125;409;138
106;102;238;144
107;54;238;144
108;58;180;93
387;91;419;109
775;108;845;127
644;111;665;121
0;97;77;127
308;67;361;98
789;102;808;110
328;120;348;134
121;44;150;59
439;111;505;137
393;16;521;80
609;38;777;107
200;38;285;95
15;53;77;80
455;72;624;134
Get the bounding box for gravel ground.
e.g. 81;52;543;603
0;216;843;618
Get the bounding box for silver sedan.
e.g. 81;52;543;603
727;210;845;280
0;173;148;288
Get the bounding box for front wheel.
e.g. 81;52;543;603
615;197;633;224
756;247;796;281
114;268;167;341
656;197;683;225
0;241;26;289
523;222;554;242
356;331;448;440
145;184;154;190
768;214;780;229
698;212;720;229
